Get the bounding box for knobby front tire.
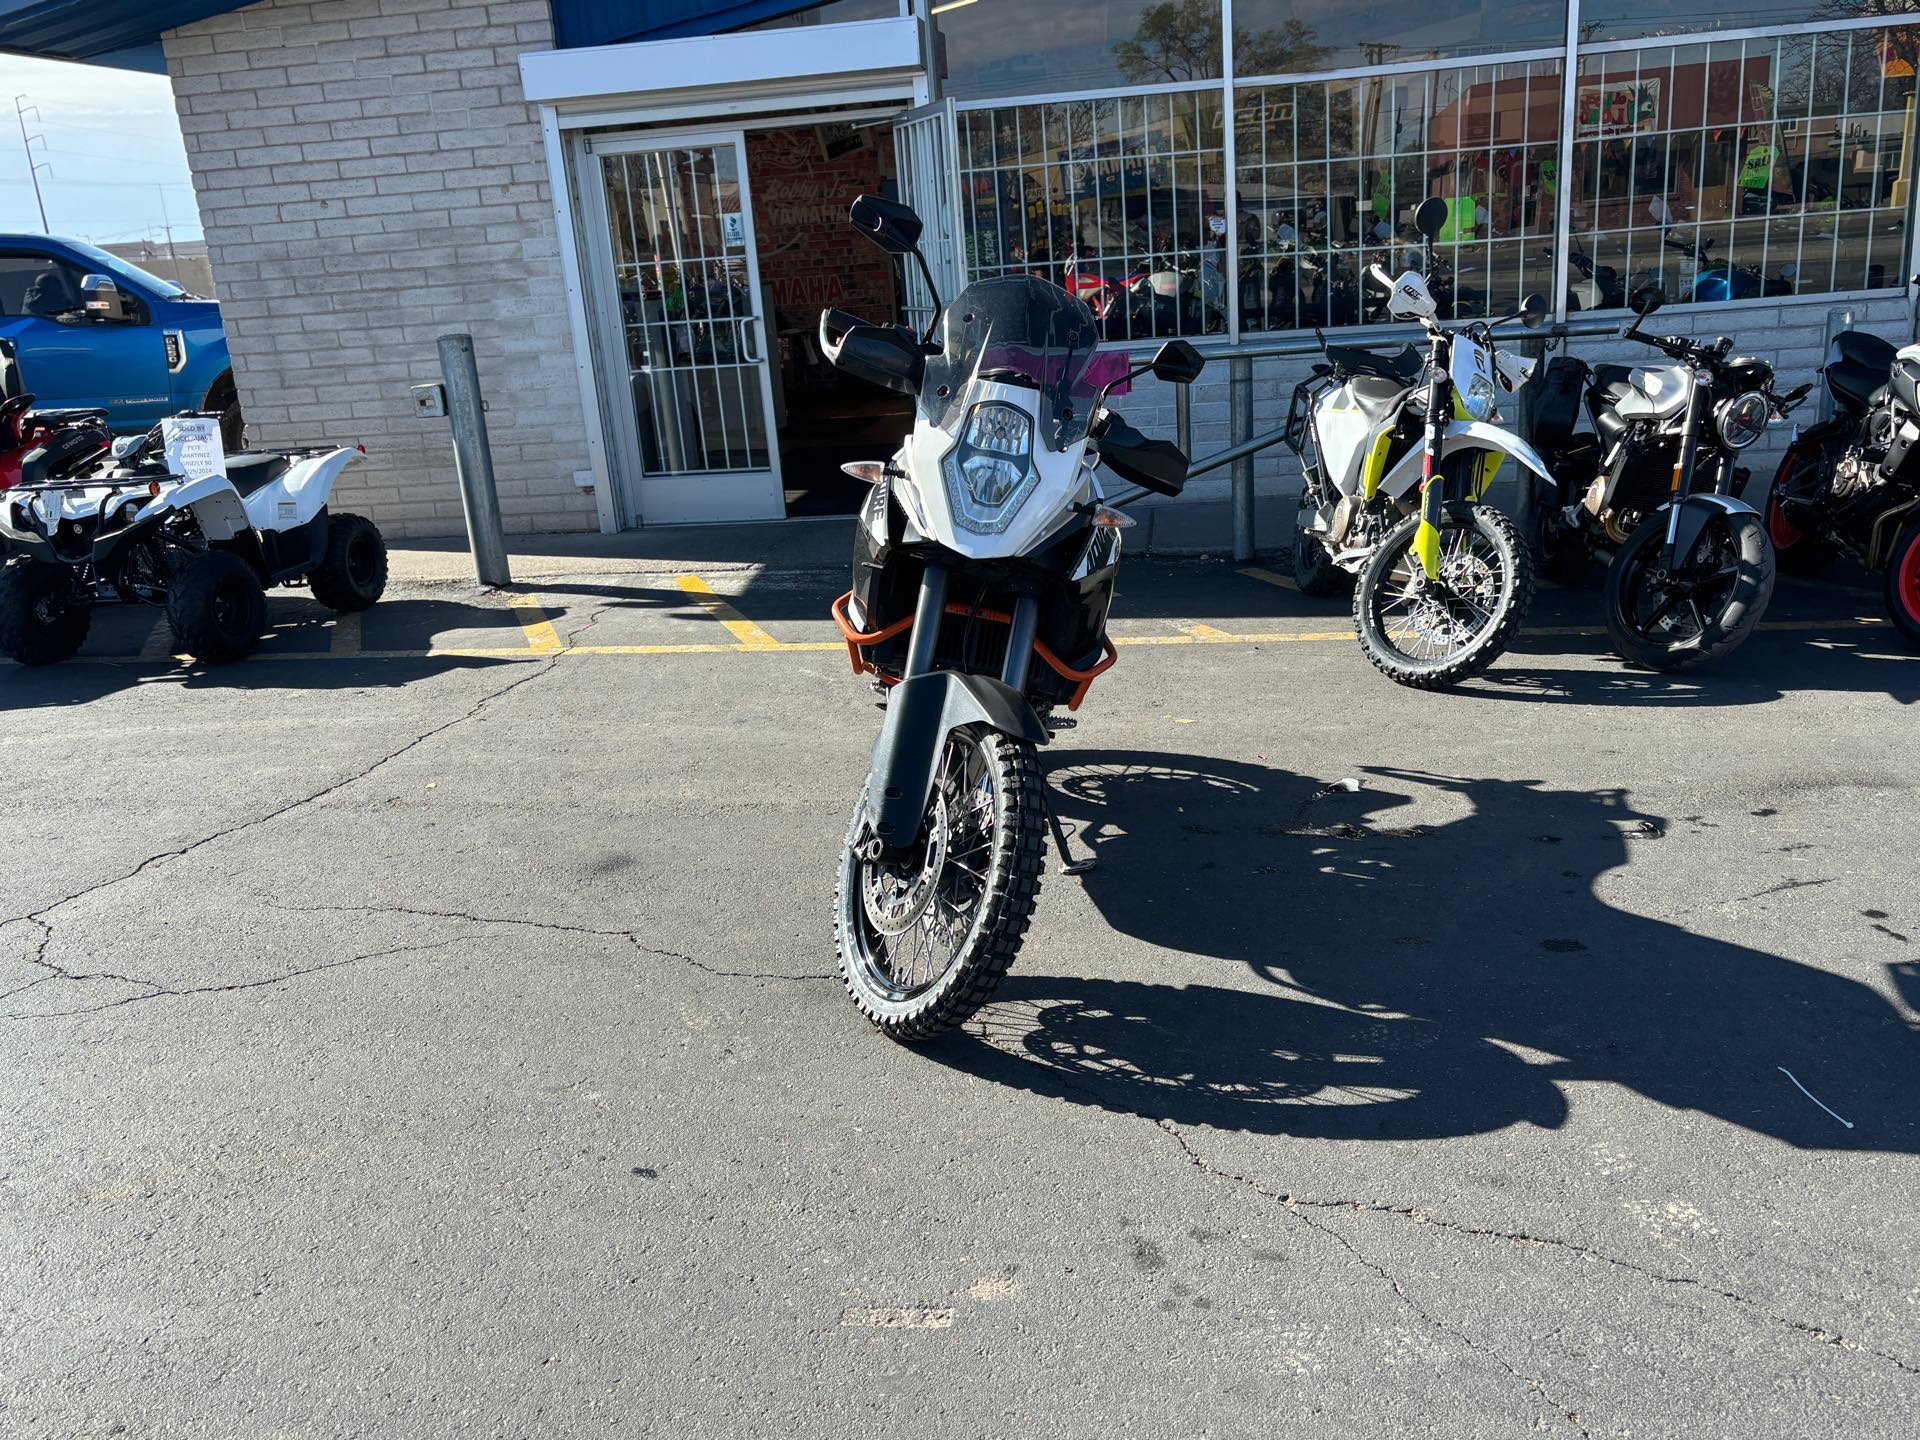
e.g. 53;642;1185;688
834;728;1046;1043
1352;503;1534;690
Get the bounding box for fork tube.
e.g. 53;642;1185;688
1000;593;1039;692
1664;372;1705;565
903;564;949;679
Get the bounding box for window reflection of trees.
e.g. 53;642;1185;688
1568;27;1920;308
958;92;1230;339
1236;62;1563;331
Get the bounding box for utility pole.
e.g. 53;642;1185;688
13;96;49;232
157;186;180;266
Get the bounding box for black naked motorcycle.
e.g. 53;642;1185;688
1530;286;1807;671
1763;306;1920;648
820;195;1204;1041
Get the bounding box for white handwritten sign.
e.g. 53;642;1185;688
160;416;227;482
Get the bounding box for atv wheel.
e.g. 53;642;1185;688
308;512;388;612
168;549;267;663
0;561;90;665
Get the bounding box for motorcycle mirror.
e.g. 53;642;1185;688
1648;196;1672;225
848;194;923;256
1630;284;1665;316
1149;339;1206;385
1413;196;1450;242
1519;291;1549;329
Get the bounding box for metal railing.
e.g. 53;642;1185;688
1120;314;1627;560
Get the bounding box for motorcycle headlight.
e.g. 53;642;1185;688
1462;375;1497;422
1717;391;1770;450
940;401;1039;535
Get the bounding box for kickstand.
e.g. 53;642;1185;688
1044;790;1097;876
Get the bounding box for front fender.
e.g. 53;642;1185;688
154;473;249;542
1378;420;1556;501
863;670;1049;849
1665;491;1759;561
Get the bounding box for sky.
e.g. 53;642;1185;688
0;54;200;248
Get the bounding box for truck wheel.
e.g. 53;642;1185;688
168;549;266;663
207;374;245;451
0;561;90;665
307;513;388;612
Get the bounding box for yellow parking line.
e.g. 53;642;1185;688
511;593;562;654
674;574;781;649
20;606;1905;672
1238;565;1300;591
329;612;362;657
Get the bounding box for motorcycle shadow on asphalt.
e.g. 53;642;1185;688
929;750;1920;1152
1466;626;1920;708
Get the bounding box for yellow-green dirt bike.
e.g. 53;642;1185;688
1291;197;1553;689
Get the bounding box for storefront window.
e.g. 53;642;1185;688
1236;60;1562;330
956;90;1230;337
934;0;1223;102
1568;28;1920;309
1232;0;1565;77
1577;1;1918;47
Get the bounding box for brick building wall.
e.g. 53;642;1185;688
161;0;595;539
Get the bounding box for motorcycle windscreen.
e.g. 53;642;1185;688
919;277;1101;451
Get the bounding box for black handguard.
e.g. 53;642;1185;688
1096;410;1189;497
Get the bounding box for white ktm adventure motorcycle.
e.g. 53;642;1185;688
820;194;1204;1041
1288;196;1553;688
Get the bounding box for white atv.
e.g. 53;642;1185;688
0;421;386;665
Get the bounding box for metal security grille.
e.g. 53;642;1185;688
1569;29;1920;305
954;91;1230;340
599;145;771;476
894;99;964;336
1235;60;1564;330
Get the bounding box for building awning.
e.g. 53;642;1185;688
0;0;245;71
0;0;833;71
551;1;825;48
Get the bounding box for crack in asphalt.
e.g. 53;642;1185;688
963;1023;1593;1433
1155;1120;1598;1437
1;655;563;936
1;938;464;1020
967;1017;1919;1428
1146;1110;1920;1381
0;658;566;1019
267;900;835;983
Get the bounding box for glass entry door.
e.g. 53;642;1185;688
586;132;784;525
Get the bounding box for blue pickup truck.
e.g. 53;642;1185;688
0;236;237;445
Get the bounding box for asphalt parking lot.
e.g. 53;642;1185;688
4;557;1918;1437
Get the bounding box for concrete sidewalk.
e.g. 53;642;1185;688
390;495;1296;585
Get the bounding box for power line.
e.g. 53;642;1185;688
0;175;195;190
